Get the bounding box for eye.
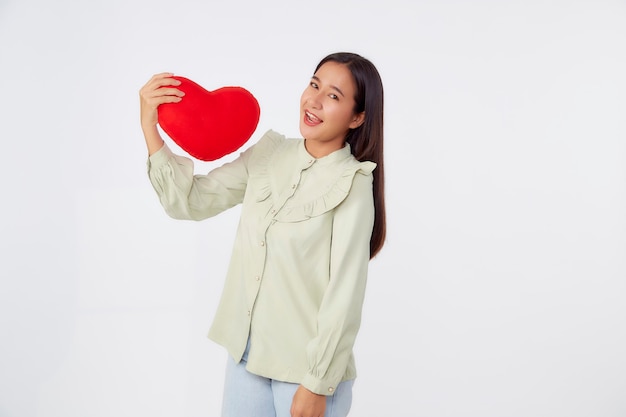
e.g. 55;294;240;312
329;93;338;100
310;81;319;89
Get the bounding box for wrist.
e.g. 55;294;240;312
141;121;158;133
299;385;324;397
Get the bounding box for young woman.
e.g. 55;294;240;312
139;52;386;417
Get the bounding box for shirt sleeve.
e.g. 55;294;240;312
301;169;375;395
147;143;252;221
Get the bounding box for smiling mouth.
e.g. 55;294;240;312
304;110;322;126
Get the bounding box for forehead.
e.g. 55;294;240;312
313;61;356;92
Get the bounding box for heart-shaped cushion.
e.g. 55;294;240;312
157;76;260;161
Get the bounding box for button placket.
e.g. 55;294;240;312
247;221;270;320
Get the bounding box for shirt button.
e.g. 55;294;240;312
247;310;251;316
291;184;296;189
328;387;334;393
260;241;265;246
271;209;276;214
255;275;260;281
308;159;313;164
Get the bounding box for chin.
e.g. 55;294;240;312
299;123;315;141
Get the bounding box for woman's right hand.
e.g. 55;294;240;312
139;72;185;131
139;73;185;155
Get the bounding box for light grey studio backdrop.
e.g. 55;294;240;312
1;0;625;416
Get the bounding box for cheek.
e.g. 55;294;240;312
330;104;356;124
300;89;311;106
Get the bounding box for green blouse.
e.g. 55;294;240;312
147;129;376;396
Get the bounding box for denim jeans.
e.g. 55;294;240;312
221;340;353;417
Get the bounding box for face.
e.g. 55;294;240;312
299;61;365;157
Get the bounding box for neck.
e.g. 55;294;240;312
304;139;345;159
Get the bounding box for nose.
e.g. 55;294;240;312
307;91;323;109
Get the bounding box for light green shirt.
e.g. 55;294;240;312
147;129;376;395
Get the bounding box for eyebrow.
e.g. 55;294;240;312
311;75;345;98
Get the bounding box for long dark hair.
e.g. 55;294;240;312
315;52;386;259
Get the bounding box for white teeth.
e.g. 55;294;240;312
306;111;321;122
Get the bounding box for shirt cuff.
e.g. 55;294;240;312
300;372;339;396
146;142;173;169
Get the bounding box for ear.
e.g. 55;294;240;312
349;111;365;129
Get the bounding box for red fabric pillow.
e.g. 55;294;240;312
157;76;260;161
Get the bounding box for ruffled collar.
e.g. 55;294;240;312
249;130;376;221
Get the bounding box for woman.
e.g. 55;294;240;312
139;52;386;417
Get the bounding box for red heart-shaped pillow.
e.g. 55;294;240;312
157;76;260;161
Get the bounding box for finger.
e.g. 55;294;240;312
148;86;185;98
162;86;185;96
148;72;181;86
150;76;182;89
148;72;178;83
143;94;183;109
152;71;175;78
152;95;183;105
140;87;185;106
140;73;182;94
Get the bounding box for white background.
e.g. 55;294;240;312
1;0;625;416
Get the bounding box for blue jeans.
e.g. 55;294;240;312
221;341;353;417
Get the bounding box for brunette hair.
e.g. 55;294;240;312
315;52;386;259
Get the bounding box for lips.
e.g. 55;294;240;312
304;110;322;126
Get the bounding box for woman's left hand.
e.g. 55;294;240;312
290;385;326;417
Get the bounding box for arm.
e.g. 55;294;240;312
301;170;375;394
141;73;251;220
147;145;251;220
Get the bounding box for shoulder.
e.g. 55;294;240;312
247;129;301;165
339;157;376;201
338;153;377;189
256;129;287;146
